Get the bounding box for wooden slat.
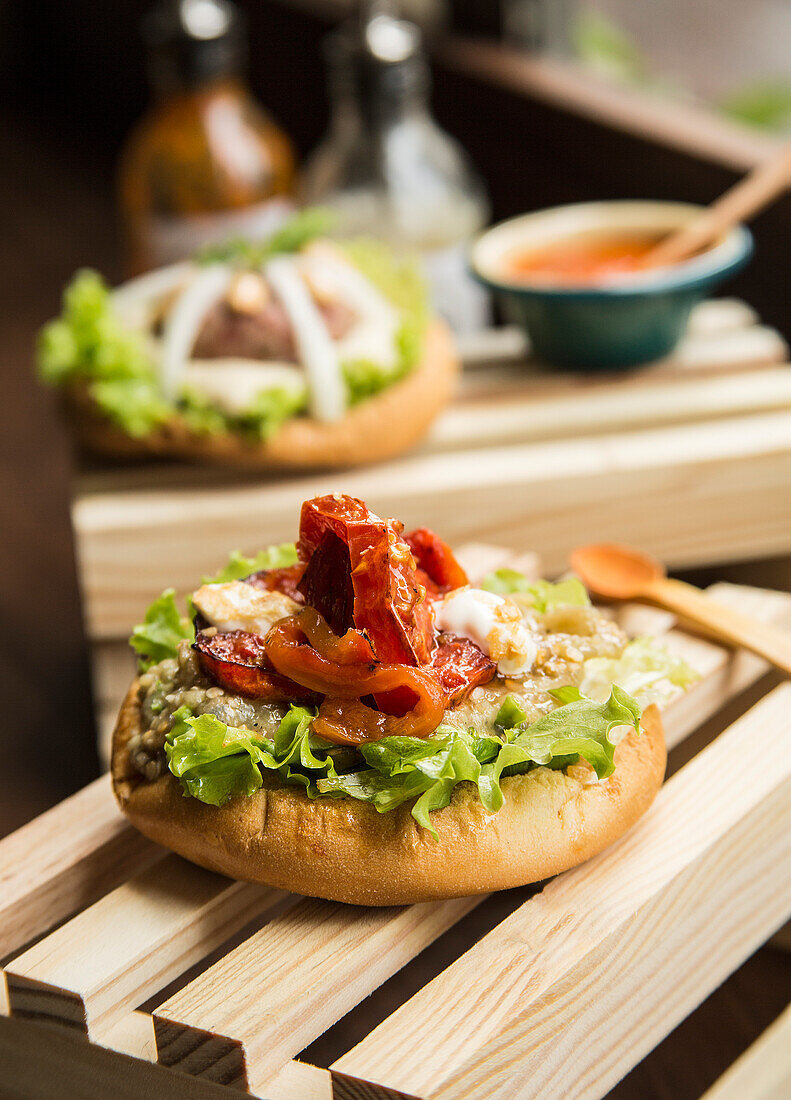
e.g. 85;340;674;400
98;1011;334;1100
153;895;480;1094
331;684;791;1099
5;855;285;1038
147;583;791;1092
0;774;161;960
0;1014;238;1100
74;409;791;640
701;1001;791;1100
440;37;779;172
433;365;791;453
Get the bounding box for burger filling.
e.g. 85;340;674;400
127;495;697;836
37;210;428;443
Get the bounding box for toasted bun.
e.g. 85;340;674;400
68;320;457;470
112;682;666;906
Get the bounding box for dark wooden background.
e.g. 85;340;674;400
1;2;789;1095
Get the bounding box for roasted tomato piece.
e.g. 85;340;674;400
297;531;354;636
265;609;444;741
194;629;317;703
297;494;434;666
313;688;444;745
404;528;468;595
245;562;306;602
426;633;496;708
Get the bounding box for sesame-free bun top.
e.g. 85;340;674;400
112;680;666;906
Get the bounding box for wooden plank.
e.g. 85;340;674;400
701;1001;791;1100
5;855;286;1039
97;1011;334;1100
439;38;779;172
331;683;791;1099
73;409;791;639
149;584;789;1092
432;365;791;453
153;895;480;1094
0;1013;238;1100
0;774;161;960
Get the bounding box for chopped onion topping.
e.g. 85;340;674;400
159;263;234;400
264;256;346;423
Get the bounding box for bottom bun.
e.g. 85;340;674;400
68;320;457;470
112;683;666;906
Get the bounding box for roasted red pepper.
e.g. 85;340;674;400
245;562;306;602
265;609;444;741
194;629;317;703
297;495;434;666
404;528;468;596
426;633;496;707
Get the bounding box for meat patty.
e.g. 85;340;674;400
193;297;357;362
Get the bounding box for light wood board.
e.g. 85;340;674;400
3;577;791;1098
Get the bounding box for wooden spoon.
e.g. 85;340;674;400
641;142;791;270
570;542;791;675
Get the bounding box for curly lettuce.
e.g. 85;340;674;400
37;270;171;437
165;704;339;806
161;677;643;835
319;686;641;839
129;544;298;669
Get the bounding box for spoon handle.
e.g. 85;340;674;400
645;577;791;676
643;143;791;269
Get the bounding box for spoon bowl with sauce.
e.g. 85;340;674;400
471;201;752;370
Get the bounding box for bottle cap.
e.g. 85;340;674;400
326;12;429;113
144;0;245;90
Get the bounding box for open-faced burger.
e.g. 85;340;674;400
37;211;457;468
112;493;696;905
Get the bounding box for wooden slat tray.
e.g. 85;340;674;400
3;550;791;1098
70;299;791;642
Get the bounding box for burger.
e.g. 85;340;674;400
36;211;456;469
112;494;695;905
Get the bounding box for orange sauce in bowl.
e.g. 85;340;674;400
502;234;664;287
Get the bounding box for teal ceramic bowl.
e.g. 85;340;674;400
470;201;753;370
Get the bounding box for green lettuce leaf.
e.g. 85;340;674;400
197;208;336;266
130;589;194;670
178;383;307;442
202;543;298;584
38;270;157;385
481;571;590;612
236;384;308;440
129;544;299;668
165;707;273;805
89;377;171;437
343;356;408;405
317;686;641;837
580;637;699;707
165;704;335;805
37;270;171;436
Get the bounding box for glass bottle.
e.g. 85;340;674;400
303;11;490;334
119;0;296;274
